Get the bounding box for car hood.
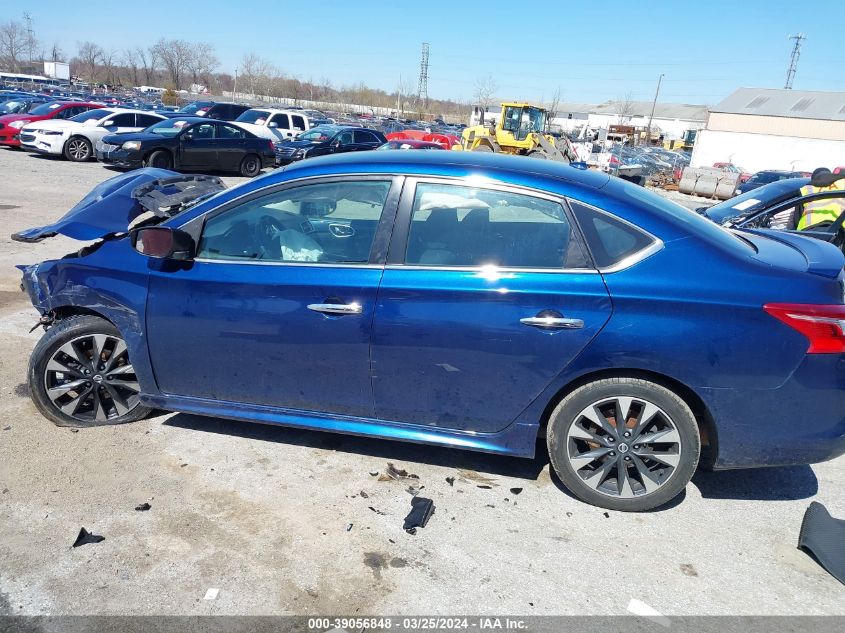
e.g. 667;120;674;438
101;131;163;144
11;168;226;242
0;113;37;125
24;119;81;132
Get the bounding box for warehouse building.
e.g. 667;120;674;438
691;87;845;173
552;101;707;139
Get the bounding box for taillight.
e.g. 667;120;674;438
764;303;845;354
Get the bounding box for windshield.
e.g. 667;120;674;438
0;100;27;114
70;109;109;123
298;127;336;142
523;107;545;133
28;102;64;116
146;119;191;137
178;102;211;114
236;110;271;124
748;172;783;185
705;178;807;224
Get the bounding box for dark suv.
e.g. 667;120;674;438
274;125;387;165
165;102;251;121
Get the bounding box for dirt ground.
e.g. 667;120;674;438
0;147;843;616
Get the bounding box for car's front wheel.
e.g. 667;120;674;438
239;154;262;177
28;315;151;427
64;136;92;162
547;377;700;511
145;150;172;169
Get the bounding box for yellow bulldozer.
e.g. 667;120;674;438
458;102;577;162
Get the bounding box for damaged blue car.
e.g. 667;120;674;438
15;152;845;511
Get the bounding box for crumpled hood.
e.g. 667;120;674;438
11;168;192;242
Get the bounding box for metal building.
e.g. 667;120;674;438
691;87;845;173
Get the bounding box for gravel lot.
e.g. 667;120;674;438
0;147;843;617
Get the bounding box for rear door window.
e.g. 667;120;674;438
403;182;590;269
291;115;306;131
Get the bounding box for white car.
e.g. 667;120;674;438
232;108;330;142
20;108;167;161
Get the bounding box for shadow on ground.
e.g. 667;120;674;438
164;412;549;481
693;465;818;501
163;412;820;506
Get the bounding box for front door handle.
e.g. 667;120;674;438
520;315;584;329
307;302;362;315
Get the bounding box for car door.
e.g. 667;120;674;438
178;122;217;169
268;113;292;140
333;130;356;154
100;112;137;135
214;122;248;171
144;176;402;417
370;179;612;433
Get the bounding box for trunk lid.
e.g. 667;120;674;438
740;228;845;280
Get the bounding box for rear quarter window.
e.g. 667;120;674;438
570;201;655;269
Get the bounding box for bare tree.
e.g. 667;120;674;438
240;52;273;97
472;75;498;109
77;41;104;83
0;21;28;72
136;46;157;84
152;38;193;89
123;48;140;86
48;42;64;62
614;90;636;124
546;86;562;132
101;49;119;87
185;41;219;90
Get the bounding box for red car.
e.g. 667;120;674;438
386;130;460;150
0;101;103;148
378;138;444;150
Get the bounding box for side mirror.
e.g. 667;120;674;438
332;140;342;150
182;131;193;142
131;227;194;260
268;121;278;128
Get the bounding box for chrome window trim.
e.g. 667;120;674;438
384;264;598;275
568;199;664;274
192;258;383;269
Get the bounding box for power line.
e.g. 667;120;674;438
785;33;806;89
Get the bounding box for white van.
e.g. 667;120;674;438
233;108;330;141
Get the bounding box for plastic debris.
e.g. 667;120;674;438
458;470;497;487
445;477;455;486
360;491;369;499
368;506;387;516
2;426;10;431
203;588;219;600
378;463;420;482
403;497;435;534
346;523;353;532
72;527;105;548
477;485;492;490
798;501;845;585
509;487;523;495
406;484;424;496
135;503;151;512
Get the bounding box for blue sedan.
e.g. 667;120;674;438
16;152;845;511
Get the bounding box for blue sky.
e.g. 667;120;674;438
9;0;843;105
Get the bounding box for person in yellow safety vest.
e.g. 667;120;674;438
797;168;845;230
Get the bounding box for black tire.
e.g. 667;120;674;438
472;144;494;152
145;150;172;169
547;377;700;512
528;150;548;160
239;153;262;177
28;315;151;428
63;136;92;162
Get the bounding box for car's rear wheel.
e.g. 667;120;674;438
547;377;700;512
64;136;92;162
28;315;151;427
239;154;262;177
145;150;172;169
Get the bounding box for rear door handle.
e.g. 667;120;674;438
520;316;584;329
307;302;362;315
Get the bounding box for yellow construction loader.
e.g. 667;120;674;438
458;102;576;162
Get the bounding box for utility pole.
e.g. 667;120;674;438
23;12;35;64
785;33;806;89
233;68;238;100
645;73;664;147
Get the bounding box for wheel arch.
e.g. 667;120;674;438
52;305;118;327
144;146;173;164
538;368;718;469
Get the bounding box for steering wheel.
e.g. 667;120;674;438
254;215;285;259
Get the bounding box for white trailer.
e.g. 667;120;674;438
43;61;70;81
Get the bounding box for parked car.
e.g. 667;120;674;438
14;152;845;512
0;97;53;115
701;177;808;224
161;102;251;121
20;108;167;161
736;170;805;195
0;101;103;148
377;139;444;150
233;108;330;142
274;125;386;165
96;117;275;176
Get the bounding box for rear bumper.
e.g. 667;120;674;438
705;354;845;469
